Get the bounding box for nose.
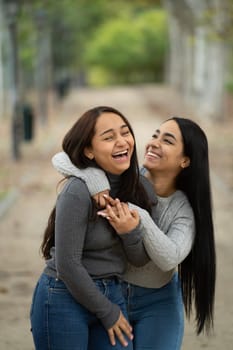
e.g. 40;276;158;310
116;134;128;146
148;138;160;150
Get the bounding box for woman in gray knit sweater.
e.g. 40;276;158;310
30;106;158;350
52;117;216;350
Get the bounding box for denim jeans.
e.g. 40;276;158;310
30;273;133;350
122;273;184;350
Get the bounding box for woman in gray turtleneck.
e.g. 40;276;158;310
30;106;158;350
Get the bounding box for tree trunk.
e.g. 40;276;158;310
163;0;228;120
0;0;4;118
34;10;52;125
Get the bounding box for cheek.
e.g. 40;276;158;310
128;137;135;150
171;155;184;168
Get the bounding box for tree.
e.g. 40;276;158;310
163;0;230;120
85;9;168;85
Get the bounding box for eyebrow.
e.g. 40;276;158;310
155;129;177;141
99;124;128;136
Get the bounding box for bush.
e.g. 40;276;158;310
85;9;168;85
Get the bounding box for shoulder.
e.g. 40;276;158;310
56;177;92;217
171;190;190;205
59;176;90;198
168;190;194;217
139;174;157;203
139;173;153;190
139;167;154;196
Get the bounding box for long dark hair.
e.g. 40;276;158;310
41;106;152;259
170;117;216;335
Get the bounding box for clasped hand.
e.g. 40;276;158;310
95;193;139;234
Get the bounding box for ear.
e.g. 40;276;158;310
181;156;190;169
84;147;94;160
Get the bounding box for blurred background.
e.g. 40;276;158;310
1;0;233;159
0;0;233;349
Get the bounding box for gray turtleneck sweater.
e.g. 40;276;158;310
44;173;156;330
52;152;195;290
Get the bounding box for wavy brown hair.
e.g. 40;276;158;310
41;106;153;259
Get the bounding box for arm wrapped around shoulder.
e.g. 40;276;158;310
52;151;110;195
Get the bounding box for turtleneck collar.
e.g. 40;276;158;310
106;172;122;197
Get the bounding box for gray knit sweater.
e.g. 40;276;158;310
44;174;156;330
52;152;195;288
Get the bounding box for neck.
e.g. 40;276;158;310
145;171;177;197
107;172;121;197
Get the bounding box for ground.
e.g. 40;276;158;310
0;84;233;349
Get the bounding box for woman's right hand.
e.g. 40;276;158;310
98;198;139;234
107;310;133;347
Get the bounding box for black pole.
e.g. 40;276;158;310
8;15;22;160
4;0;22;160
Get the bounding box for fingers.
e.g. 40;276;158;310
119;315;133;342
113;326;129;347
98;195;108;208
130;209;139;220
107;328;116;346
105;199;127;220
108;312;133;347
98;200;139;234
115;199;127;217
103;194;117;206
92;190;110;208
106;204;118;220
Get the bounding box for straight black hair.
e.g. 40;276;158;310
170;117;216;335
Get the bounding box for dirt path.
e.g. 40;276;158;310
0;85;232;349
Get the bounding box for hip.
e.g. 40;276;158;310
122;272;183;306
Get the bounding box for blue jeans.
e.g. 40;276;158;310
30;273;133;350
122;273;184;350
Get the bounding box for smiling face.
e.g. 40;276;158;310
84;112;135;175
143;119;190;177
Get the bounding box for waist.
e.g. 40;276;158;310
124;262;175;288
123;272;179;297
45;249;126;279
42;272;121;288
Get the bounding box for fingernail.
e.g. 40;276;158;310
97;212;106;217
103;194;108;198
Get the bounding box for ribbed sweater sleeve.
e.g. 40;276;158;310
55;178;119;329
52;152;110;195
120;221;150;266
128;196;195;271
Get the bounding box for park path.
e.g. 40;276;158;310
0;84;232;349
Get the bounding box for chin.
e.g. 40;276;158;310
142;160;150;168
143;162;155;171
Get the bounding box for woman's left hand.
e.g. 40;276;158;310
98;198;139;234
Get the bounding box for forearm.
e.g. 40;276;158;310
128;203;195;271
56;258;120;329
55;182;119;329
120;222;150;267
52;151;110;195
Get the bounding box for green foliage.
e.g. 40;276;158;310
18;10;37;75
85;9;168;85
13;0;166;88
